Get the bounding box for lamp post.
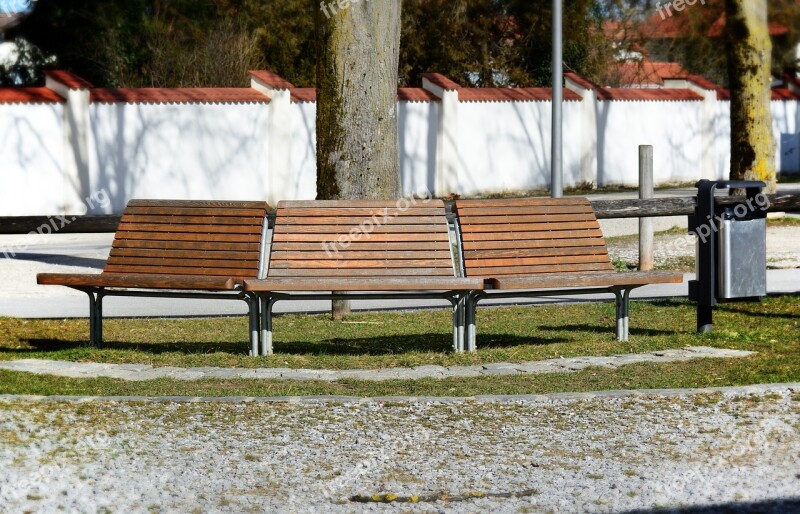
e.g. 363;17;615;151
551;0;563;198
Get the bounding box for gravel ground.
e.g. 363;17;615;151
606;225;800;269
1;387;798;513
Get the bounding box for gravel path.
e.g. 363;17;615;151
1;384;798;513
606;225;800;269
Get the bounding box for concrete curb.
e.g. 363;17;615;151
0;346;754;382
0;382;797;404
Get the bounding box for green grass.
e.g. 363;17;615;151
0;296;797;397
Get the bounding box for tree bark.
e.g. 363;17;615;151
725;0;776;193
315;0;403;319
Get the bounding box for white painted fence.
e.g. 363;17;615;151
0;70;798;215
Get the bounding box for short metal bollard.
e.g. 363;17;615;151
688;179;768;333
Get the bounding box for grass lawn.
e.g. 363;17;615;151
0;295;797;397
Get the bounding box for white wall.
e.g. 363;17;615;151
399;100;438;196
772;99;799;174
597;100;703;186
0;103;64;215
89;102;270;213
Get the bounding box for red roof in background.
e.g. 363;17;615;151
596;88;703;101
615;61;690;86
459;88;581;102
421;73;461;91
44;70;93;89
398;88;439;101
290;88;316;102
638;2;790;40
91;88;270;104
249;70;295;89
0;87;64;104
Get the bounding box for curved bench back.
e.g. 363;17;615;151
105;200;269;278
454;197;615;278
267;199;457;278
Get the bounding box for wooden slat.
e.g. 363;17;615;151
456;213;594;225
278;200;444;208
276;215;445;225
116;222;261;234
455;197;589;208
106;256;258;269
460;227;600;241
267;268;454;277
491;271;684;289
467;262;615;277
277;207;443;217
270;250;453;260
125;206;266;217
112;239;260;252
461;234;605;250
244;277;483;292
272;232;449;242
110;248;259;260
114;231;260;243
103;265;256;276
120;214;265;226
458;219;598;233
269;259;452;269
464;246;608;260
465;254;610;269
127;199;268;209
273;224;447;234
271;241;450;251
456;205;597;217
38;273;237;290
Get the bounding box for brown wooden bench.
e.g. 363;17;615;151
454;197;684;351
37;200;270;354
243;199;483;355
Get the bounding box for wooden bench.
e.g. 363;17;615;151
454;197;684;351
37;200;270;354
243;199;483;355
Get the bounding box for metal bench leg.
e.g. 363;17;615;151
612;288;631;342
259;295;275;356
466;293;478;352
246;294;260;357
450;295;466;353
86;289;104;348
96;291;104;347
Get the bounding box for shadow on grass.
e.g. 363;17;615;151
541;324;680;337
18;332;570;356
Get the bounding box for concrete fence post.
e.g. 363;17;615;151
639;145;654;271
250;71;293;206
422;73;460;197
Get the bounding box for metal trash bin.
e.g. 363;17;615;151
688;180;768;332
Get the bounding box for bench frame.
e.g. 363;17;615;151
244;199;481;356
453;198;684;352
37;200;271;354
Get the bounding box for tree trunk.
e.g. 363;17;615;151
725;0;776;193
315;0;403;319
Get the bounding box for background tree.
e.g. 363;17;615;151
315;0;402;319
725;0;776;192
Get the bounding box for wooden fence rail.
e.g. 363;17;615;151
0;191;797;234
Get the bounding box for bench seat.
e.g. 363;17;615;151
36;200;270;353
454;197;684;350
243;198;477;355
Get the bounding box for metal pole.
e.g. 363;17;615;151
551;0;563;198
638;145;654;270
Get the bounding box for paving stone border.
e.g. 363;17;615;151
0;346;754;382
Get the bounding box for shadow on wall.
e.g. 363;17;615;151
90;102;270;213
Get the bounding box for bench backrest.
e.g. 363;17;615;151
454;197;615;278
105;200;269;278
267;199;457;278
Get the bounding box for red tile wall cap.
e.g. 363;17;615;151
421;73;461;91
90;88;270;104
771;88;798;101
565;72;599;90
290;88;316;103
43;70;93;89
0;87;64;104
597;88;703;101
249;70;295;90
398;88;439;102
459;88;582;102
